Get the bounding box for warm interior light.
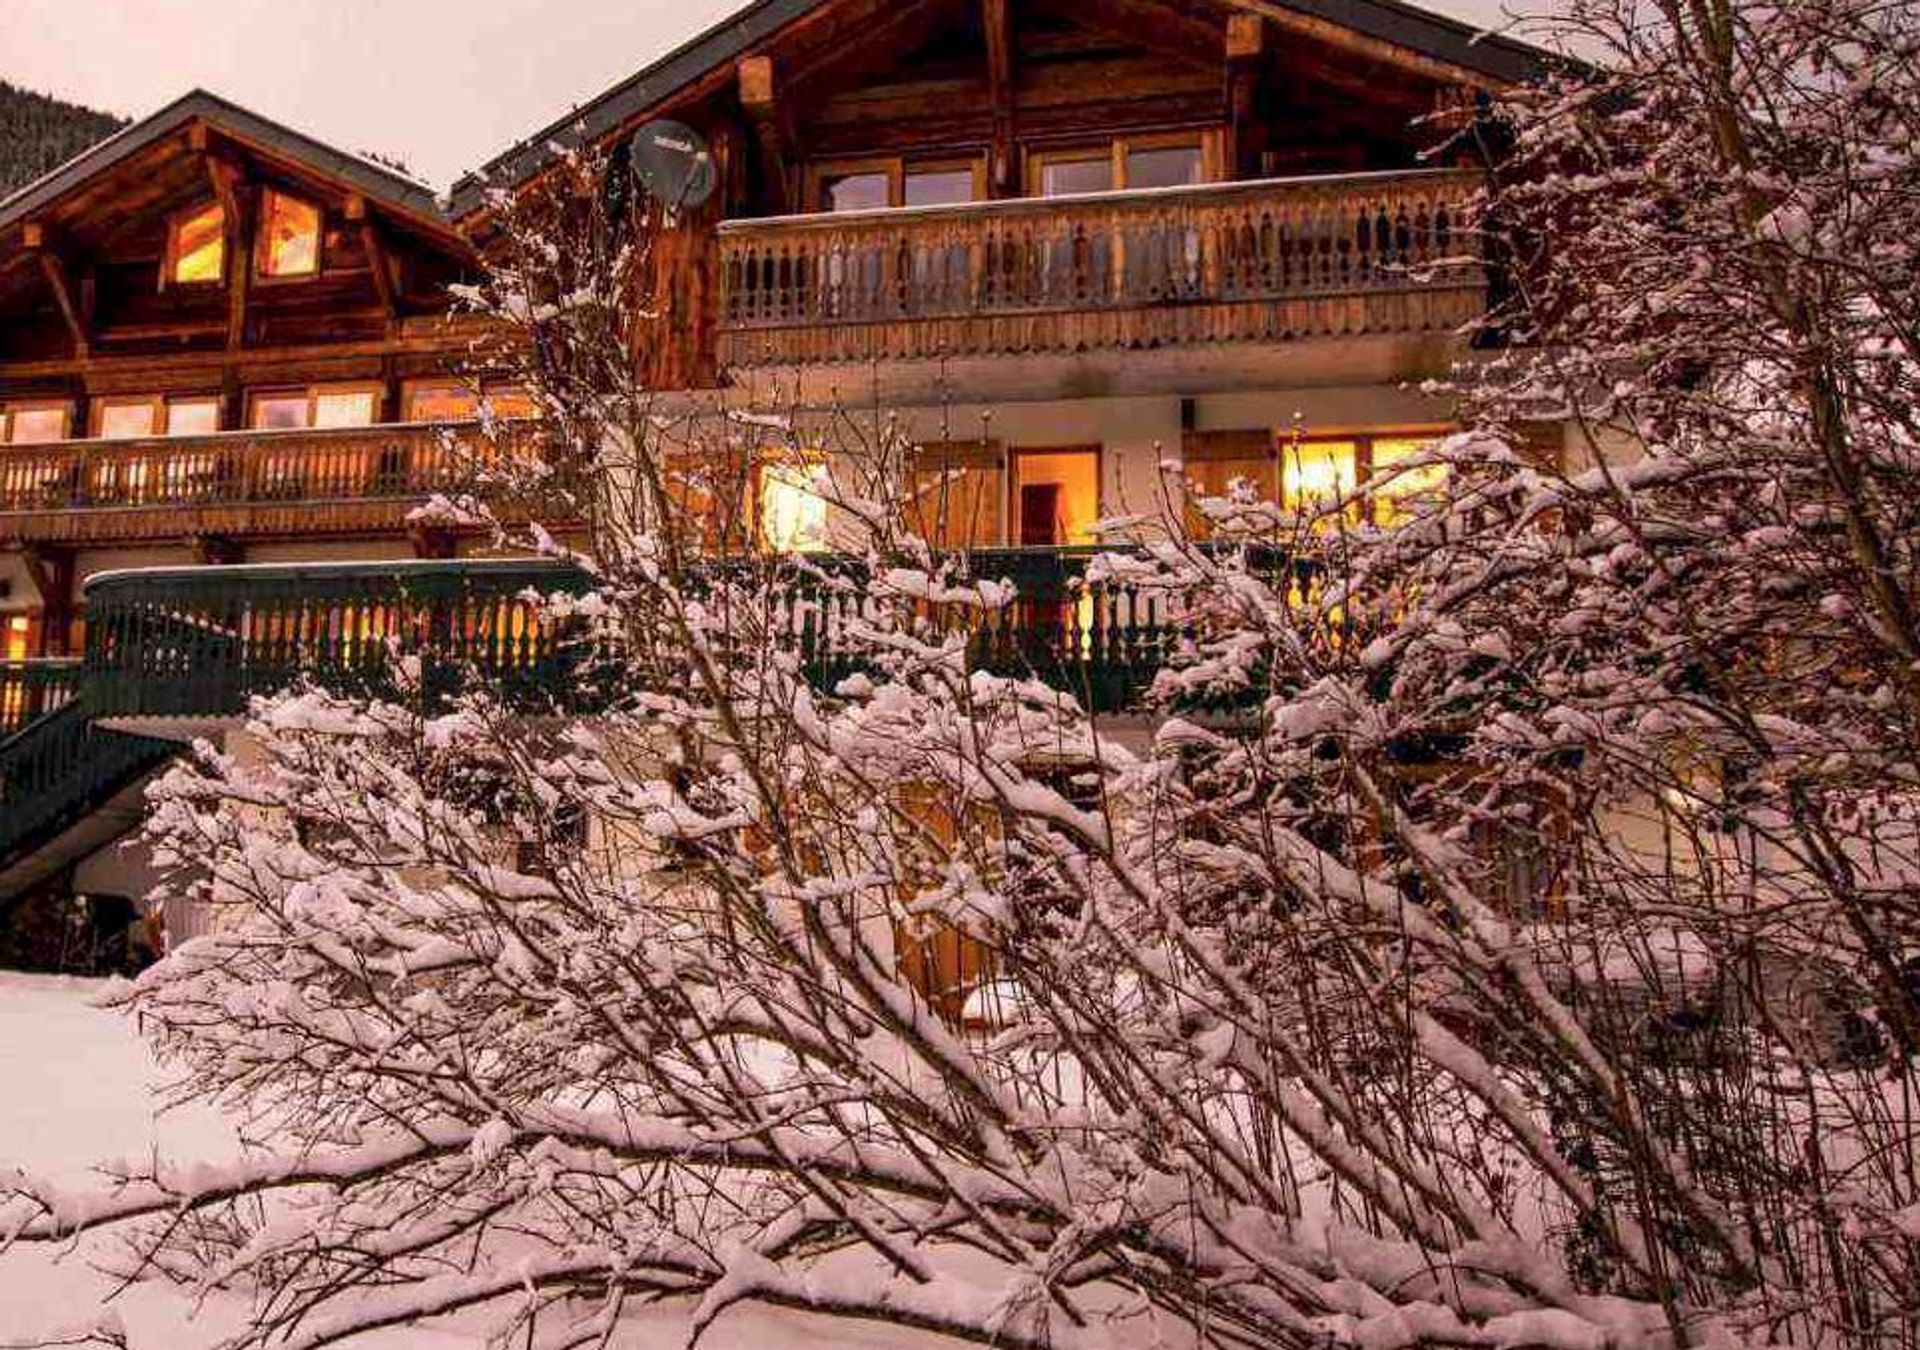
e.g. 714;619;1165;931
165;399;221;437
1281;440;1359;515
98;402;159;440
1369;437;1448;525
312;389;377;429
261;191;321;277
1013;451;1100;546
170;202;226;285
760;457;830;553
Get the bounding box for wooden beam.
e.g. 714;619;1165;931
1233;1;1499;88
1225;12;1265;181
737;55;792;214
358;213;400;328
22;225;89;359
225;182;258;352
984;0;1016;196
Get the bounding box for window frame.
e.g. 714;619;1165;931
247;382;386;433
1278;428;1454;525
1027;130;1216;197
1;399;74;445
807;155;988;213
91;395;166;441
254;189;325;282
163;395;224;437
164;201;227;290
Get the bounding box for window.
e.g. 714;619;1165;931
759;454;830;554
167;202;226;286
313;388;377;429
248;384;380;432
403;381;537;423
822;171;890;213
96;398;161;441
1031;135;1210;197
2;402;71;445
1280;432;1452;526
812;158;985;213
404;382;478;423
4;615;33;663
165;398;222;437
1125;144;1204;190
258;191;322;278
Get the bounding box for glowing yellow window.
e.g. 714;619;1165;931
5;615;31;662
1281;440;1359;518
259;191;321;278
167;203;226;286
405;383;478;423
1369;437;1448;526
760;456;829;554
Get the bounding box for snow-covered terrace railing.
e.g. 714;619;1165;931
719;167;1486;367
0;659;80;737
79;549;1285;722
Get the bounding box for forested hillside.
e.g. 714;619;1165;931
0;81;124;198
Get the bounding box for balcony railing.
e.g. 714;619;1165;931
79;549;1279;721
719;168;1485;367
0;422;526;545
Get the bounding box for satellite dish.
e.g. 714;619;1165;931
629;119;717;211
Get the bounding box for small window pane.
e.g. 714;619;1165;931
261;191;321;277
1040;155;1113;197
166;399;222;437
7;407;68;444
313;389;377;429
760;459;829;554
98;402;159;440
823;172;889;213
406;383;478;422
1369;437;1448;525
904;168;976;207
483;385;538;419
1125;145;1203;190
250;395;311;431
171;203;225;285
1282;441;1359;511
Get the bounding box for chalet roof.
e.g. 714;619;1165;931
0;89;451;241
448;0;1556;218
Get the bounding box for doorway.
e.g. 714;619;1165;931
1010;446;1101;547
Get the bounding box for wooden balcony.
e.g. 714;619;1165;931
718;168;1486;369
0;422;521;546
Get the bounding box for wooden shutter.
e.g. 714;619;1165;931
908;440;1005;549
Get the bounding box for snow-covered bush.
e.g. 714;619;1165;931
4;5;1918;1348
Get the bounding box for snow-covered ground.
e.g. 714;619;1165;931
0;974;937;1349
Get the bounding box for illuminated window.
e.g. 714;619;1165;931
97;399;160;441
1281;440;1359;514
482;386;538;420
3;403;70;444
167;202;226;286
259;191;321;278
1369;437;1448;525
165;398;222;437
759;455;830;554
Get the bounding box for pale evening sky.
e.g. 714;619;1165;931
1;0;1544;191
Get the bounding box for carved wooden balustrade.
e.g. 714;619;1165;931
719;168;1486;367
0;421;538;545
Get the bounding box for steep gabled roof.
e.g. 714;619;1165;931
448;0;1556;219
0;88;451;241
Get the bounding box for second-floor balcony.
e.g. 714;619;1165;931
0;422;528;547
718;168;1485;370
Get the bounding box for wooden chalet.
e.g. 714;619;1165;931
0;0;1552;958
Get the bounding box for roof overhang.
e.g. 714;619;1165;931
448;0;1559;219
0;89;460;250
